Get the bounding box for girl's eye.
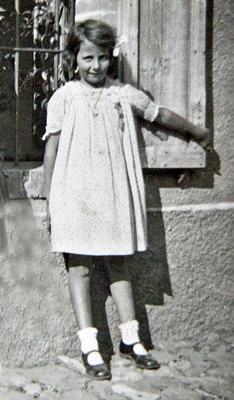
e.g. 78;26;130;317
100;55;109;61
84;56;93;61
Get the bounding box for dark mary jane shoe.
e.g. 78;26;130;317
82;351;112;380
119;341;160;370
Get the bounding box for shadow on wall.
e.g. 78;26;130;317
89;188;172;357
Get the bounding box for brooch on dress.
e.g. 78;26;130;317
115;102;125;131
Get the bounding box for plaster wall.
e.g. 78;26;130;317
0;0;233;367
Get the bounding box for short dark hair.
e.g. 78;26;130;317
62;19;116;75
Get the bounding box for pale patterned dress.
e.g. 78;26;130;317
44;77;159;255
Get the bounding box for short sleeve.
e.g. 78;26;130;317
42;86;66;140
123;84;160;122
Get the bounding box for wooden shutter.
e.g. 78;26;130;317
118;0;207;168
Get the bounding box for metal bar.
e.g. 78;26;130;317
54;0;60;90
70;0;75;25
0;46;62;53
14;0;20;164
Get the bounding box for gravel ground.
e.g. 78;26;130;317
0;334;233;400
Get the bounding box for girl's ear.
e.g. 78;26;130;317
74;56;81;79
74;66;80;80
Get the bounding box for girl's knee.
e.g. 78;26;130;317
69;265;90;279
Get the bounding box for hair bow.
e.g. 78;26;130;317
113;35;128;57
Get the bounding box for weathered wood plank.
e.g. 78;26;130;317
140;144;205;169
75;0;118;29
117;0;139;86
158;0;189;166
188;0;206;125
139;0;162;101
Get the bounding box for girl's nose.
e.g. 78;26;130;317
92;58;100;71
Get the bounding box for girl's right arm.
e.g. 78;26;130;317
154;108;211;150
44;132;60;230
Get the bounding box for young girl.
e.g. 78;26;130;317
43;19;211;381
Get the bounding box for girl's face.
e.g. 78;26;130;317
76;38;111;87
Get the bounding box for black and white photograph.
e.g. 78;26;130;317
0;1;233;399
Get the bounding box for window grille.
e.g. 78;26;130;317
0;0;75;163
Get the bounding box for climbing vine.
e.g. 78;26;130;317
0;0;73;158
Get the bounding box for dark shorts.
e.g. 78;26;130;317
63;253;131;284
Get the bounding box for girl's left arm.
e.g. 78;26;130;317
44;133;60;201
154;107;211;150
44;133;60;231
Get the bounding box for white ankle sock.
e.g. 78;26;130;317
118;320;148;355
77;327;103;366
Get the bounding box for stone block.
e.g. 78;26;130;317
24;165;46;199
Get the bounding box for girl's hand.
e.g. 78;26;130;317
193;127;212;152
46;200;51;234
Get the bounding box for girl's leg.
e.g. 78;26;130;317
110;279;148;352
110;275;147;353
68;265;102;363
68;265;92;329
106;256;160;369
110;280;135;323
66;255;111;379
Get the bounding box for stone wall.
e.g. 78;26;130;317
0;0;233;367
